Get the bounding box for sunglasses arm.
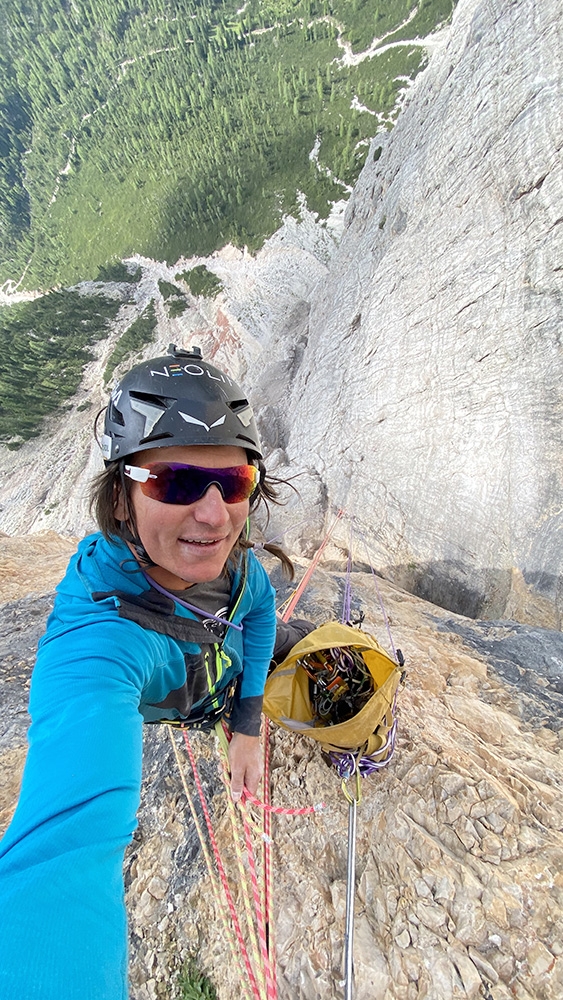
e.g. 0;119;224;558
124;465;157;483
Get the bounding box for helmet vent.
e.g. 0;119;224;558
108;400;125;426
237;432;258;447
130;391;175;408
229;398;254;428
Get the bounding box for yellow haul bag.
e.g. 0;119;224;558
263;622;401;757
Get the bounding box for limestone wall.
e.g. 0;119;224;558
281;0;563;621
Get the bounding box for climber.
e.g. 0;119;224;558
0;344;312;1000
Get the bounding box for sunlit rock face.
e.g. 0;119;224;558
279;0;563;623
2;548;563;1000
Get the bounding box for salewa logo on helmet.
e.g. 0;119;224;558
179;411;227;432
150;363;234;385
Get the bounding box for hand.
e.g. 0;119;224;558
228;732;263;803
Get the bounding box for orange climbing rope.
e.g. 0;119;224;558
276;509;345;622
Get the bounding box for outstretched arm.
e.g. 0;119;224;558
0;619;152;1000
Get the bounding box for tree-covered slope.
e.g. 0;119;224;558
0;288;121;445
0;0;455;289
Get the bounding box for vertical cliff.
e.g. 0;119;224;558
280;0;563;622
0;0;561;628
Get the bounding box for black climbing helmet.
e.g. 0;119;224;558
101;344;262;464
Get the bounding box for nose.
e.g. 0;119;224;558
191;484;231;526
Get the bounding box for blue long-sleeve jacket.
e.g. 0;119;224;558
0;533;276;1000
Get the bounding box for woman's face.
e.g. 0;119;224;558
119;444;251;590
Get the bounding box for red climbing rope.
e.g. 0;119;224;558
172;509;378;1000
181;729;264;1000
279;509;345;623
241;788;323;816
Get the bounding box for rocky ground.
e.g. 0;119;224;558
1;535;562;1000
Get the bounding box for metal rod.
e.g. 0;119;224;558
344;796;357;1000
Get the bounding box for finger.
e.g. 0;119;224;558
230;761;261;801
230;771;243;802
228;733;262;801
229;757;246;802
244;762;262;797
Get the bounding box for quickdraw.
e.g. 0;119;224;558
297;646;374;727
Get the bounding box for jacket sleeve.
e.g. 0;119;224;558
229;555;277;736
0;617;155;1000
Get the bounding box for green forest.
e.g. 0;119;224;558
0;0;456;290
0;288;121;445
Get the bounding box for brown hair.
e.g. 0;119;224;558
89;458;295;579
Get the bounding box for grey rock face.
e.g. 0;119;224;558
2;563;563;1000
434;616;563;730
284;0;563;622
0;595;54;752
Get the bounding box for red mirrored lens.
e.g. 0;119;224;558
138;463;259;505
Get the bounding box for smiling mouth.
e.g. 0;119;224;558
179;537;226;546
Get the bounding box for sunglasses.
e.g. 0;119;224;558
124;462;260;505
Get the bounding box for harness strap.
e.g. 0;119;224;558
154;681;236;730
93;588;215;644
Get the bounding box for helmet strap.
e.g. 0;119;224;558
119;521;157;567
